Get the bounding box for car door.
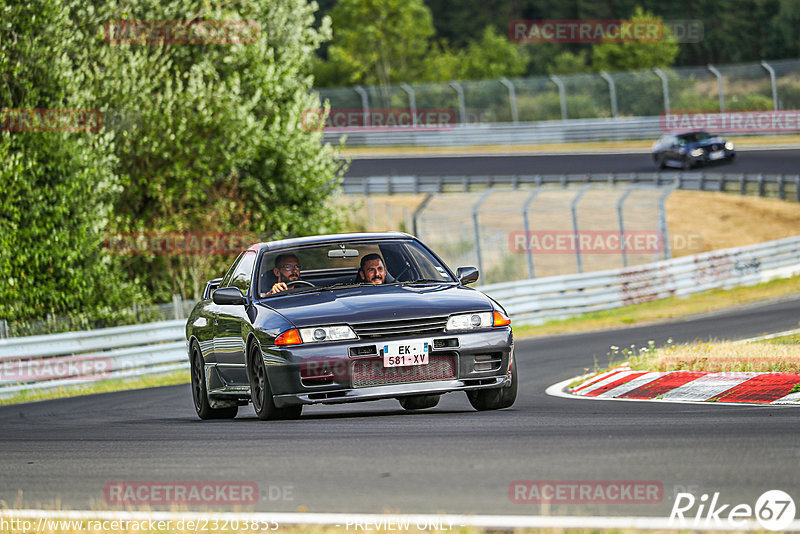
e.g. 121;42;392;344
214;250;257;386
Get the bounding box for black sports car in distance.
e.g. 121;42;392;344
652;130;735;170
185;232;516;420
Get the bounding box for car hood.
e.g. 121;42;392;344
257;283;493;328
686;137;726;149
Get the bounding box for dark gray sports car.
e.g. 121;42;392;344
186;232;516;420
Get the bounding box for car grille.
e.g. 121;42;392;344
351;354;456;387
350;316;448;339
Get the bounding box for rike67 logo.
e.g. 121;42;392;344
670;490;796;530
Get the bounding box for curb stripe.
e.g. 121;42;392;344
714;373;800;403
584;372;648;397
571;366;629;392
660;373;757;401
596;372;668;398
620;371;708;399
575;370;640;395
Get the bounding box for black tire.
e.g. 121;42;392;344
656;155;667;170
190;342;238;420
467;360;518;411
248;342;302;421
681;156;693;171
398;394;441;410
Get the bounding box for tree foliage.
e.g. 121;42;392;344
1;0;346;322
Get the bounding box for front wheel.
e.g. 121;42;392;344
467;361;518;411
191;342;238;420
248;342;302;421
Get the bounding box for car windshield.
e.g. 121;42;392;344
256;239;455;298
678;131;711;143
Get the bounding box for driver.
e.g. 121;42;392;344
357;253;386;285
270;253;303;294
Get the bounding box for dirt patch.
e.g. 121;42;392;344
666;190;800;256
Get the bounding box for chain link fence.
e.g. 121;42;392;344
317;59;800;125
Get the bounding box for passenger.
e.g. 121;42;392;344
357;253;386;285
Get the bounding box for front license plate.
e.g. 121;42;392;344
709;150;724;160
382;341;430;367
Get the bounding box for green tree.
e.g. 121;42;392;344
323;0;434;87
590;7;679;72
0;0;141;323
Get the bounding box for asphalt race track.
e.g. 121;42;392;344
345;148;800;177
2;296;799;517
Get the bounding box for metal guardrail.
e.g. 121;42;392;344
477;236;800;325
342;172;800;201
325;116;666;147
0;320;187;397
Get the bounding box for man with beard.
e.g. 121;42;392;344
357;253;387;285
269;253;303;294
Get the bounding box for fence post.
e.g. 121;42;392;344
522;188;543;278
719;174;726;192
796;176;800;203
499;77;519;124
760;61;779;110
400;83;418;126
740;173;746;196
758;174;765;197
472;189;494;276
0;319;7;339
411;193;434;237
617;187;635;268
599;71;618;118
549;74;568;120
778;175;785;200
354;86;370;126
653;67;670;114
658;186;675;260
172;294;183;320
449;81;467;125
571;185;590;273
707;65;725;112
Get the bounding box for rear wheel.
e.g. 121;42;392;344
248;342;302;421
191;342;238;420
398;394;441;410
467;361;518;411
681;156;693;171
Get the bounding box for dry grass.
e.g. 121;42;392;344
666;191;800;256
627;338;800;373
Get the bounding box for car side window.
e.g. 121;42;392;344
227;250;257;295
219;252;244;288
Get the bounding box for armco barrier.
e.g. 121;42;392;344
0;320;187;397
2;236;799;396
342;172;800;202
478;235;800;325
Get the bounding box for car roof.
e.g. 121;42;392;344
247;232;415;253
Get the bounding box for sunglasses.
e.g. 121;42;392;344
280;264;301;271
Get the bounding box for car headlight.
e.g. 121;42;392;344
298;325;357;343
725;141;734;150
446;311;511;331
690;148;704;157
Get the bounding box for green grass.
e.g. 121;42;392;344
0;370;189;406
513;274;800;339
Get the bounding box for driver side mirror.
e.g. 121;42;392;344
456;266;479;285
212;287;246;306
